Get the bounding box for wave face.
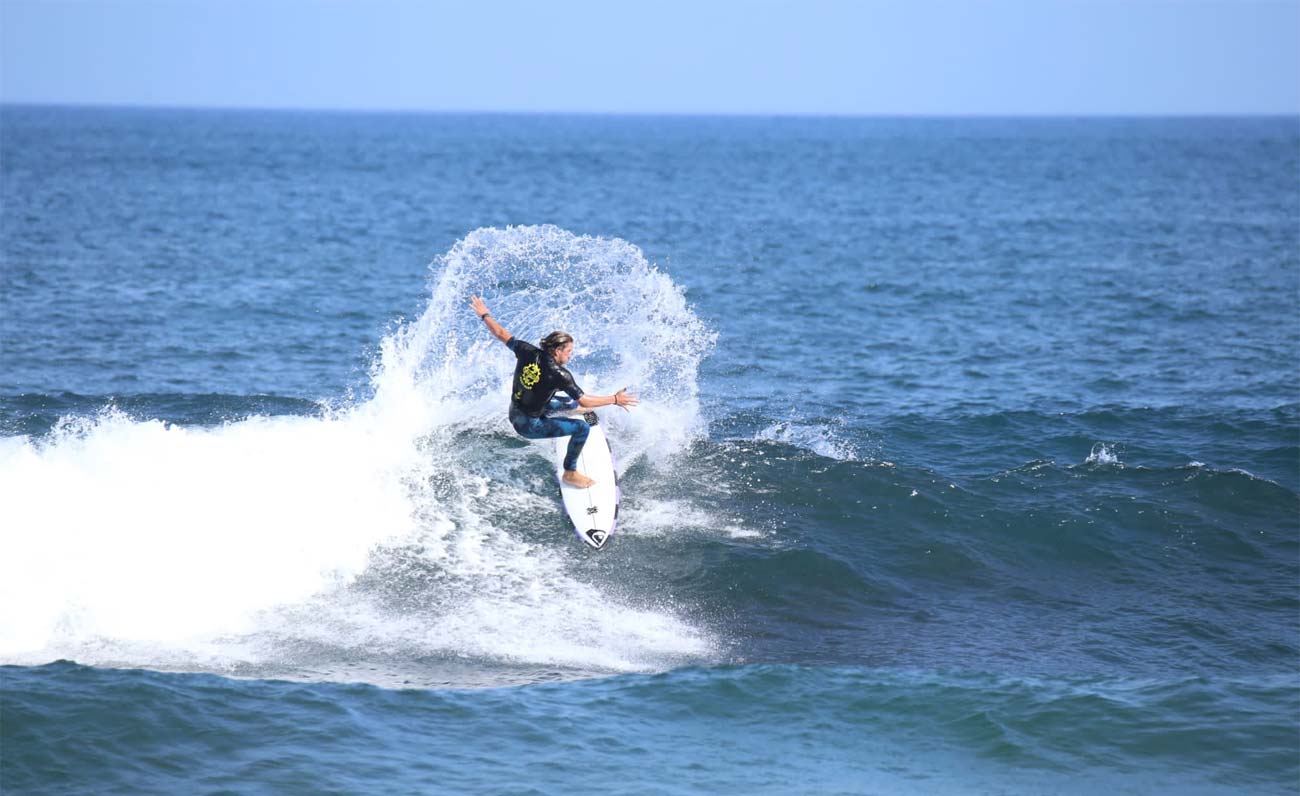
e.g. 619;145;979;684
3;389;1295;687
1;226;1295;691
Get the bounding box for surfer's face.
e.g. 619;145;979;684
552;342;574;365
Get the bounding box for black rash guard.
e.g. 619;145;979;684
506;337;584;416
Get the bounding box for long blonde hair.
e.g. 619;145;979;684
539;331;573;354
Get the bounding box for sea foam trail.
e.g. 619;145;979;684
0;226;717;680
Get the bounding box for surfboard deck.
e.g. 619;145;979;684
553;415;619;550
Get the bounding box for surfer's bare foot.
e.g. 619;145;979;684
562;470;595;489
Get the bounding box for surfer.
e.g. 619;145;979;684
470;296;637;489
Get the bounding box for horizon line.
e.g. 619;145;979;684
3;100;1298;121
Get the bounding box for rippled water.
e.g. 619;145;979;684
2;108;1297;794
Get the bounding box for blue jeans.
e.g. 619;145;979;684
510;397;589;472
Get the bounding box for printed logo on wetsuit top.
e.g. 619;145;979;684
520;362;541;389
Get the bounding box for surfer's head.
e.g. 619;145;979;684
540;331;575;364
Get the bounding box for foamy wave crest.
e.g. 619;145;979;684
756;419;861;462
1085;442;1123;466
0;407;421;657
0;227;717;683
373;224;716;466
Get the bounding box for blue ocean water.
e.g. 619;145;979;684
1;107;1297;795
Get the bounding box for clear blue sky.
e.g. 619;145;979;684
2;0;1297;115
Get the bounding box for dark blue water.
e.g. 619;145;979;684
2;107;1297;795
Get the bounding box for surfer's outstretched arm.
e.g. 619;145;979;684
578;388;638;411
470;296;512;344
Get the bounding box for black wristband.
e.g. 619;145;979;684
479;312;491;320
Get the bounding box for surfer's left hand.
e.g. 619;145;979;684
614;388;638;411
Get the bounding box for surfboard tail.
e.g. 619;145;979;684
580;528;610;549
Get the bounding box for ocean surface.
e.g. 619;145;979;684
1;106;1297;795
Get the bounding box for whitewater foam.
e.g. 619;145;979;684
755;419;862;461
619;498;763;540
372;224;715;467
0;226;718;683
1085;442;1123;466
0;406;421;657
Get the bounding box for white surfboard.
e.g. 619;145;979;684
553;415;619;550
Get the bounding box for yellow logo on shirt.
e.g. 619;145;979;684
520;362;541;389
